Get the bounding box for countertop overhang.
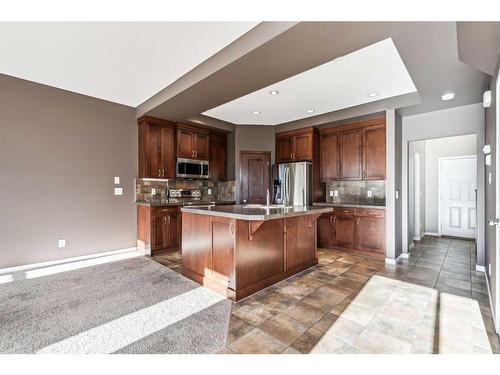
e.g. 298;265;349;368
181;205;333;221
313;202;386;210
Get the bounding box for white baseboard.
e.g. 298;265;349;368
476;264;486;272
484;272;499;335
409;242;415;250
0;247;141;284
424;232;441;237
385;254;402;265
401;253;410;259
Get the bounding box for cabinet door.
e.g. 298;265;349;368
194;133;209;160
363;125;386;180
320;132;340;180
334;216;356;248
276;137;293;163
165;209;180;250
355;217;385;254
209;133;226;181
293;133;313;161
177;129;195;158
145;124;162;178
160;126;175;179
317;213;335;248
339;129;363;180
152;211;168;252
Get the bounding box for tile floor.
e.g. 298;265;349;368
152;236;500;354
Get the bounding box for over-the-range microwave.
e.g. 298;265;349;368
176;158;209;179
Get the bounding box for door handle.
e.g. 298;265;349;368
489;218;500;226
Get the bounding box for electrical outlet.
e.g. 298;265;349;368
114;187;123;196
334;190;339;197
58;238;66;248
114;176;120;185
489;172;492;184
151;188;156;195
329;191;334;197
208;189;212;195
367;190;373;198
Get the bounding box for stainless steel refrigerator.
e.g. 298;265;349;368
272;162;313;206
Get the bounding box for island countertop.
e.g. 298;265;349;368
181;204;333;221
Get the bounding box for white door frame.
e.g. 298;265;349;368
438;155;477;237
495;67;500;333
413;152;421;240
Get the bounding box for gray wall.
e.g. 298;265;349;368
233;125;276;203
0;74;137;268
484;57;499;331
408;140;426;242
401;103;485;267
424;134;477;233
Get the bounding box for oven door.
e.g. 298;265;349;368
176;158;209;179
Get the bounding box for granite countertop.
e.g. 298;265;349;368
181;205;333;221
313;202;386;210
135;200;235;207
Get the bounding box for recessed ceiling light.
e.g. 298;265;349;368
306;109;315;114
441;92;455;101
252;111;261;115
269;90;280;96
367;92;379;97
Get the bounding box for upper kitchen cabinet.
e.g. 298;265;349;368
363;124;386;180
138;116;176;179
339;128;363;180
176;123;209;160
319;130;340;180
209;131;227;181
275;127;317;163
319;117;386;181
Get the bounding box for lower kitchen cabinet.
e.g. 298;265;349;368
137;205;181;255
317;207;385;258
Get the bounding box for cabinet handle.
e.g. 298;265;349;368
167;215;171;225
158;169;161;177
163;217;167;225
161;169;164;177
290;153;293;160
329;215;334;225
229;223;234;234
357;218;360;225
195;150;197;158
192;150;195;158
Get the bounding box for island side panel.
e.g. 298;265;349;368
181;212;213;282
285;215;318;270
211;216;236;289
234;218;285;291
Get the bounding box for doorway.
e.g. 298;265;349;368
239;151;271;204
439;156;477;238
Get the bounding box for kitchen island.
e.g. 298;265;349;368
180;205;333;301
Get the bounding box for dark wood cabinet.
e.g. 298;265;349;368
319;117;386;182
317;212;335;248
138;117;175;179
275;128;315;163
355;216;385;254
339;128;363;181
334;214;356;249
209;131;227;181
137;205;181;255
320;131;340;181
176;124;209;160
317;207;385;258
363;124;386;180
276;137;294;163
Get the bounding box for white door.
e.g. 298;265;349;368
440;156;477;238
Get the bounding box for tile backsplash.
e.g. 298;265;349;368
325;181;386;205
135;179;235;203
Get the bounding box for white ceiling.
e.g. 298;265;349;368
0;22;258;106
203;38;417;125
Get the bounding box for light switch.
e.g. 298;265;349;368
489;172;492;185
395;190;399;199
114;177;120;185
208;189;212;195
329;191;334;197
114;187;123;196
486;154;491;166
58;238;66;248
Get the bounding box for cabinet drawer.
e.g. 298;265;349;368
355;208;385;218
333;208;356;217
